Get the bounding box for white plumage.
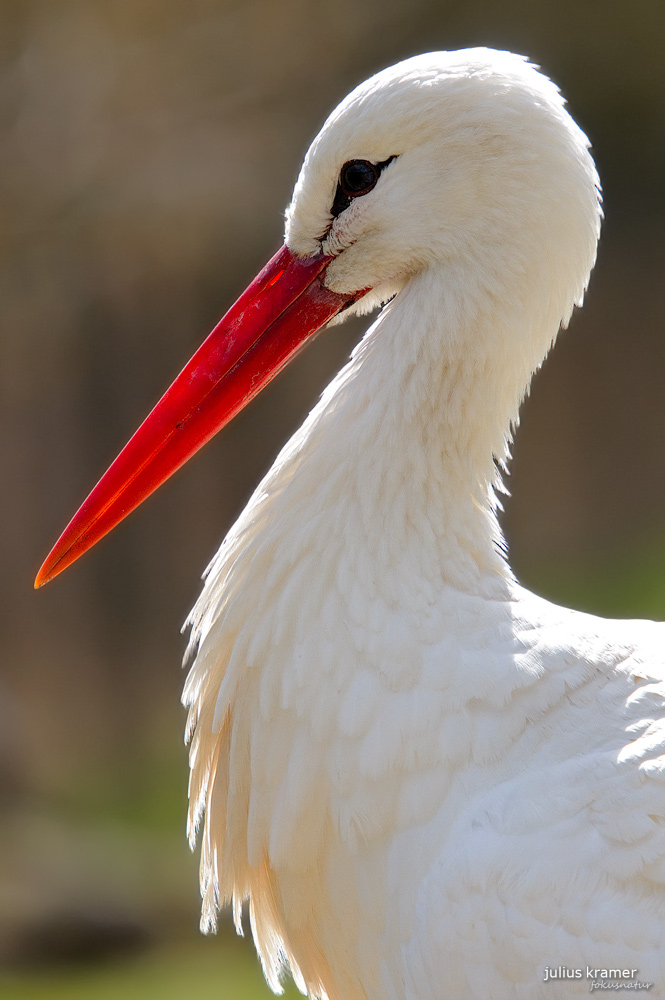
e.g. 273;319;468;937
182;50;665;999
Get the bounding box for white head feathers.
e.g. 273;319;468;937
286;49;601;334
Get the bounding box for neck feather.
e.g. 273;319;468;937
267;265;558;596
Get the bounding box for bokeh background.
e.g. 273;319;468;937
3;1;665;997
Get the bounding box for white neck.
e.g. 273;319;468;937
271;265;557;599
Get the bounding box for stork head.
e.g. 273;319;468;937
288;49;601;326
35;49;601;586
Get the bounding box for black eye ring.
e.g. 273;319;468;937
330;156;396;219
340;160;380;197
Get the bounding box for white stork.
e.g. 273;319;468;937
37;49;665;999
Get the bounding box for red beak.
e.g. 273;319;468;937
35;245;361;587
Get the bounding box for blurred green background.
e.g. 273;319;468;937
3;0;665;997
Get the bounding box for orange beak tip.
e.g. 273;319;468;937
34;555;61;589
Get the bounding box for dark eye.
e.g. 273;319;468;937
340;159;380;197
330;155;396;219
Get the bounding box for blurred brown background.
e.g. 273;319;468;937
2;1;665;996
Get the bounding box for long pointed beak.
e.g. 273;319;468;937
36;245;360;587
